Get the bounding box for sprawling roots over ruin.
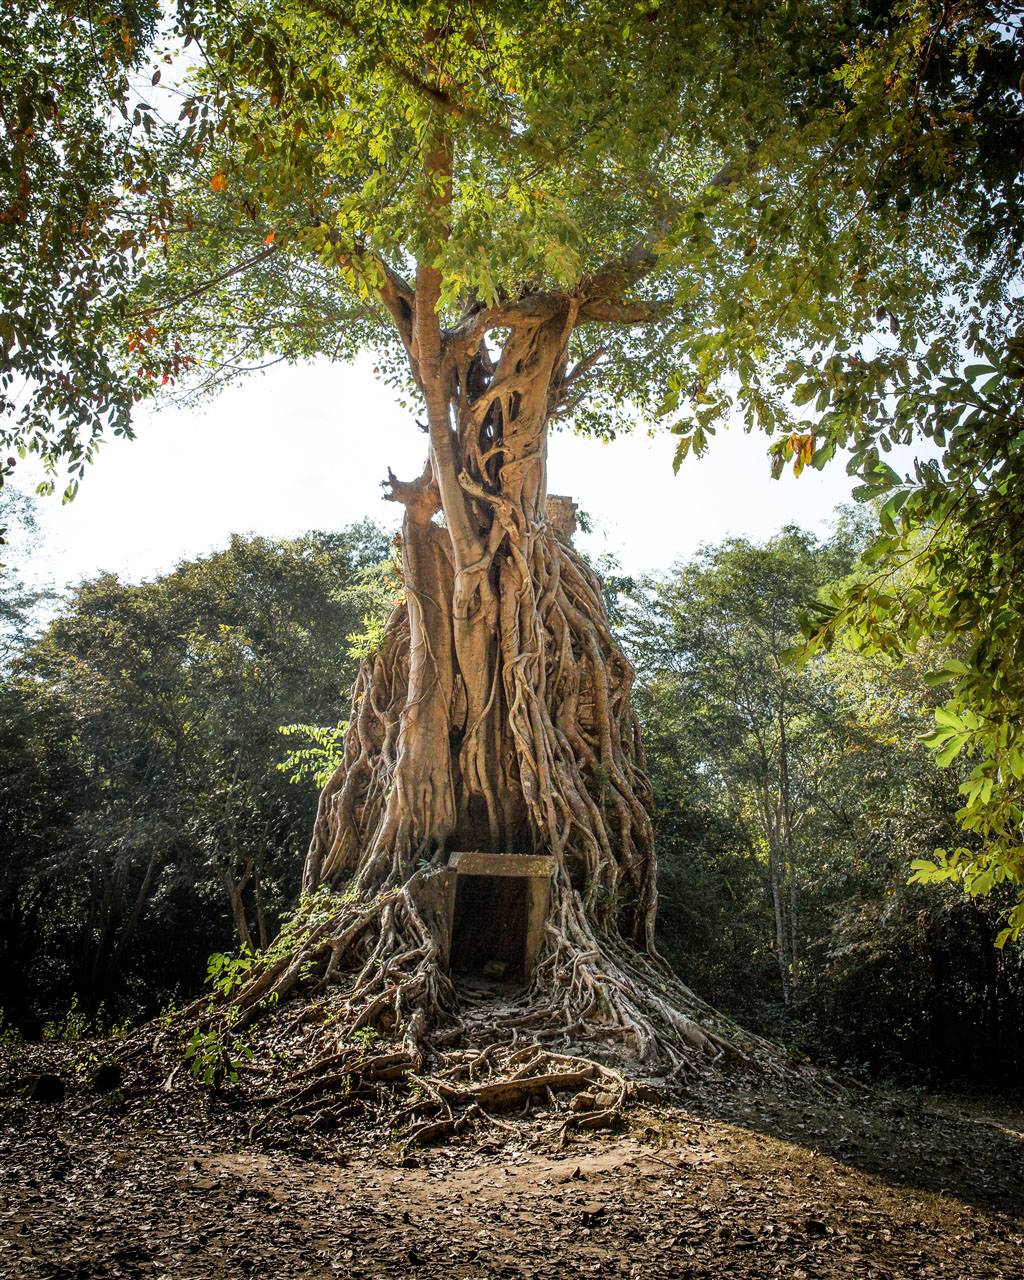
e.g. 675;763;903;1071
152;279;818;1135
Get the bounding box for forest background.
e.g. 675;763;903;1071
2;482;1021;1087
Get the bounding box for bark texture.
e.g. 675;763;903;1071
308;286;654;892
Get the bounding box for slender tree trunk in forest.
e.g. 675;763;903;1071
778;693;799;993
102;851;162;992
252;863;269;952
85;851;162;1003
219;859;255;952
768;831;791;1006
755;746;791;1005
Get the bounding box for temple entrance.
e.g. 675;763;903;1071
444;852;555;984
451;874;529;981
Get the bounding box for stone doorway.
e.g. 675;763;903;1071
445;852;555;984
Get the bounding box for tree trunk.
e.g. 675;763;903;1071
293;304;682;1053
252;863;269;952
219;859;255;952
768;832;791;1006
778;693;799;995
189;291;760;1088
308;301;656;905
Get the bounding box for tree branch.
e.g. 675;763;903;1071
412;121;483;567
446;292;565;355
581;155;759;303
377;263;418;368
135;245;276;319
382;460;441;525
562;347;608;388
576;298;671;325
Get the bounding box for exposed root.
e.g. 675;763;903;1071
144;877;831;1150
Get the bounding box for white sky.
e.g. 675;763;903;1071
17;353;877;592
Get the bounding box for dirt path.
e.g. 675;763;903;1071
1;1059;1022;1280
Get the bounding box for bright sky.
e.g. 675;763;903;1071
18;353;872;593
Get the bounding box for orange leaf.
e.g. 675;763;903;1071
210;171;227;192
264;231;275;246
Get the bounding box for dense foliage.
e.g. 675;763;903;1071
2;503;1020;1081
625;520;871;1005
3;1;1022;935
0;0;1021;1095
626;521;1024;1083
0;0;164;501
768;3;1024;936
2;1;1019;929
0;519;389;1028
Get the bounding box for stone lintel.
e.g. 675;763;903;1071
448;852;555;879
547;495;578;545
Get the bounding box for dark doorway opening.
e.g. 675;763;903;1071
450;873;529;983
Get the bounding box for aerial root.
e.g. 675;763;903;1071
144;869;828;1149
245;1039;640;1150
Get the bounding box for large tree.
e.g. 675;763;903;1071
149;3;987;1084
7;0;1008;1106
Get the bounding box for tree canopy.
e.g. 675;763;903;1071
624;521;1024;1080
626;520;869;1003
4;510;1021;1081
7;2;1007;462
0;0;161;498
0;522;389;1024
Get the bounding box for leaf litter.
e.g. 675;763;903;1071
1;1041;1022;1280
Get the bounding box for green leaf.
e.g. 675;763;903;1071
908;858;944;884
935;734;968;767
672;435;692;473
923;660;969;687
